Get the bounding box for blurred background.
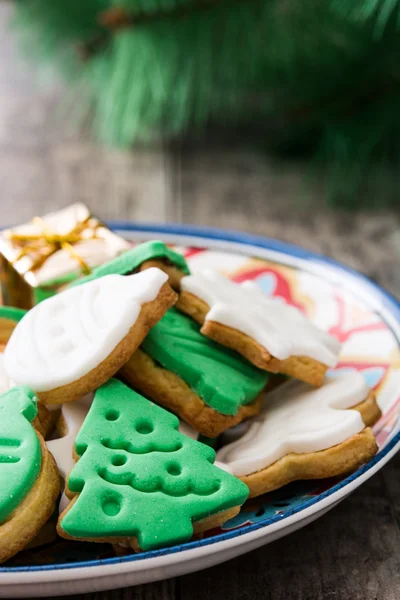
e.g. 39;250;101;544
1;0;400;295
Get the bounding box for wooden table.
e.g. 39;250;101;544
1;4;400;599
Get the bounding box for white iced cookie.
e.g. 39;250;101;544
217;372;374;478
4;268;175;403
178;270;341;386
47;394;93;480
181;270;340;366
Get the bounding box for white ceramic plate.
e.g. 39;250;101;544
2;223;400;598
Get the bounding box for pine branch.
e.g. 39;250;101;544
336;0;400;36
78;0;253;59
11;0;400;205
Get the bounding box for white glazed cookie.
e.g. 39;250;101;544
177;270;341;385
47;394;94;480
4;268;177;403
216;372;379;496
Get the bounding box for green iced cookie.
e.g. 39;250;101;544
142;309;268;415
0;387;41;523
70;240;189;287
59;379;248;551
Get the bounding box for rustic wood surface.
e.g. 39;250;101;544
1;3;400;599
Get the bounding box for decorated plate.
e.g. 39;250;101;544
1;223;400;598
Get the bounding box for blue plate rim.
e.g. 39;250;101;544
2;221;400;573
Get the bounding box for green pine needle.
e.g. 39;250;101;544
10;0;400;206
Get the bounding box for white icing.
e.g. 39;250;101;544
4;268;168;392
47;394;93;479
216;372;369;477
181;270;341;367
214;460;232;473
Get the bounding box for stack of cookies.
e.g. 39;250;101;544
0;239;381;563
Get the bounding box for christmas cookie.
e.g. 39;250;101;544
216;372;380;498
0;306;55;438
4;268;177;404
121;308;267;437
177;270;341;385
72;240;190;291
58;379;249;551
49;396;202;482
0;387;60;563
47;394;94;479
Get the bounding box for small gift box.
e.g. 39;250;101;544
0;203;130;309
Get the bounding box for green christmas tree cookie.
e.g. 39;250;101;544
0;387;41;523
70;240;189;288
142;309;268;415
58;379;248;551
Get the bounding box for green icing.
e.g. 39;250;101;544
142;309;268;415
0;387;41;523
0;306;27;322
70;240;190;287
60;379;248;550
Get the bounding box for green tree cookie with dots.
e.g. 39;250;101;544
60;378;249;550
0;386;41;523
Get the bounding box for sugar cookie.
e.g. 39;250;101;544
0;306;55;438
72;240;190;291
121;308;267;437
0;387;60;563
4;268;177;404
58;379;248;551
216;372;379;497
177;270;341;386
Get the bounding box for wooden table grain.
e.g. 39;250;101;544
1;4;400;599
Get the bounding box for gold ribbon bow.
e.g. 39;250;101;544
7;216;97;276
